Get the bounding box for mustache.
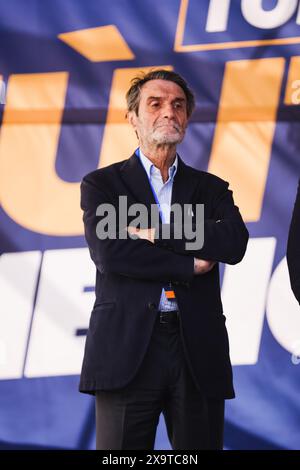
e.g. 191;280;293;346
154;122;182;132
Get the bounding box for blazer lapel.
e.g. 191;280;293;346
120;152;161;224
171;156;200;209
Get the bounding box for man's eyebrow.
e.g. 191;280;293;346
146;96;161;101
146;96;186;102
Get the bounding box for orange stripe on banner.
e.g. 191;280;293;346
208;58;285;223
58;25;135;62
176;36;300;53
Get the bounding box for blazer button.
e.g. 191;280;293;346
148;302;157;311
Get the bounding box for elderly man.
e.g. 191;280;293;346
79;69;249;450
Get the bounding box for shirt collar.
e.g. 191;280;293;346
138;147;178;181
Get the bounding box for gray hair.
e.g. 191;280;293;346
126;69;195;118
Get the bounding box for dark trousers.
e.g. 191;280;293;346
95;311;224;450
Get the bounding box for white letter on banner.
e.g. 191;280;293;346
0;251;41;379
222;237;276;365
25;248;94;377
241;0;298;29
206;0;231;32
266;257;300;357
297;2;300;24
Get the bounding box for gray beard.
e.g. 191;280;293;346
150;129;184;145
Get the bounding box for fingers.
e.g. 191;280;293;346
194;258;216;275
126;227;155;243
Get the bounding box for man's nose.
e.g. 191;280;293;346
162;103;175;119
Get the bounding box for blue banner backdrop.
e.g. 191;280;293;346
0;0;300;450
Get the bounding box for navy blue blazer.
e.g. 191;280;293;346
79;152;249;399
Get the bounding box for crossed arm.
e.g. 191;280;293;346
127;226;217;275
128;179;249;272
81;175;249;281
81;177;194;282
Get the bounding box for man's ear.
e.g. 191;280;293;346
127;110;137;130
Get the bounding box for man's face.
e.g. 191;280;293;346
128;79;189;146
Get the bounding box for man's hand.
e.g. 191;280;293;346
127;226;155;244
194;257;216;275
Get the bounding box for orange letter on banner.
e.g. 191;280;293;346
0;72;86;235
208;58;285;222
0;74;4;104
99;66;173;168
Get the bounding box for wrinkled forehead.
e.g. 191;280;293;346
139;79;187;102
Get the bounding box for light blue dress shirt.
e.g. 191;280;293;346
138;148;179;312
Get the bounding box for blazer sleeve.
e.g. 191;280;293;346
287;180;300;304
81;176;194;282
154;178;249;265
